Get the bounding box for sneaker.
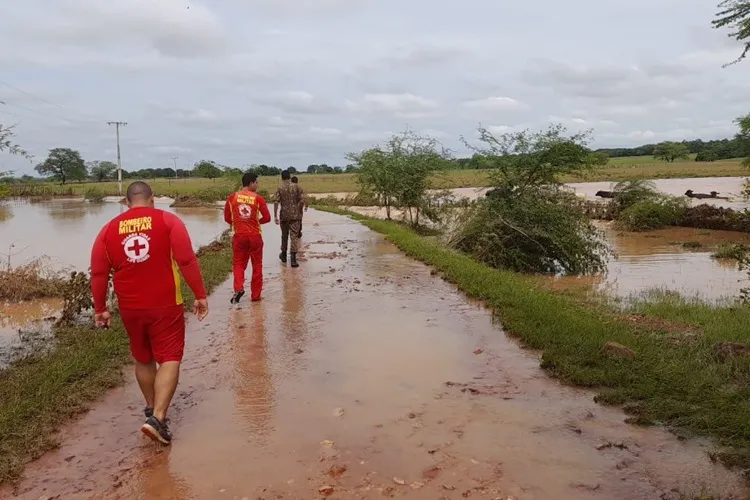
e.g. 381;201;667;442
141;416;172;445
230;289;245;304
279;252;287;264
144;406;154;419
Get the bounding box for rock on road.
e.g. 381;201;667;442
3;210;747;500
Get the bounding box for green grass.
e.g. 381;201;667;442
8;157;747;198
0;231;234;486
318;207;750;471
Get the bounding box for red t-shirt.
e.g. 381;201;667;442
90;207;207;314
224;190;271;236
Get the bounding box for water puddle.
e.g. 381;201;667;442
0;297;62;338
4;210;748;499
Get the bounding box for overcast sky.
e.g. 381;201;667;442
1;0;748;175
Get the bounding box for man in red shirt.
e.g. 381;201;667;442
224;172;271;304
90;181;209;445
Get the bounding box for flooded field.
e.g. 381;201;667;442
544;224;750;303
3;210;747;500
311;176;750;210
0;198;227;271
344;206;750;303
0;199;227;342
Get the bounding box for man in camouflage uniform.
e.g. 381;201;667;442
274;169;304;268
291;175;307;238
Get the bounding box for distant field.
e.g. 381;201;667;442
9;157;747;197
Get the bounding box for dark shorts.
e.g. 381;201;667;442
119;305;185;364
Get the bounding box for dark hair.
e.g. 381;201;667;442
126;181;153;201
291;176;298;183
281;169;291;181
242;172;258;187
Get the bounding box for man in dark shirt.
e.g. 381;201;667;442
273;169;304;268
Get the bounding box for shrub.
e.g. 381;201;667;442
450;187;610;274
610;180;660;215
83;187;105;203
451;124;611;275
712;243;750;260
0;259;65;302
616;196;689;231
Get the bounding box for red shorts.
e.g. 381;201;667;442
119;305;185;364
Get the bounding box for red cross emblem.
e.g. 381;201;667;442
123;234;151;263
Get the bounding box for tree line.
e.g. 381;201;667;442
596;137;746;161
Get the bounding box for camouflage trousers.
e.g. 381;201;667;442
280;220;301;254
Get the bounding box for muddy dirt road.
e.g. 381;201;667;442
3;211;748;500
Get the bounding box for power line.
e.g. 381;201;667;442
0;79;103;125
0;79;74;112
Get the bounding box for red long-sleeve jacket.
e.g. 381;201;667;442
90;207;207;314
224;191;271;235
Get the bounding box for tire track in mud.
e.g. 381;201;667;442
2;210;748;500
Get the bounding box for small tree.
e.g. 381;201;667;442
348;130;450;225
452;124;610;274
713;0;750;66
695;149;719;162
193;160;223;181
34;148;87;185
653;141;690;163
88;160;118;182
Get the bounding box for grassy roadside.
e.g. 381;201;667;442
0;231;234;486
6;158;747;198
317;207;750;471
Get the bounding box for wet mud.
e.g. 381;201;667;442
2;211;748;499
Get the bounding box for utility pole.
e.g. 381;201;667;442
107;121;127;196
171;156;178;177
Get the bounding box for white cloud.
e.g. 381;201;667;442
463;96;527;112
346;93;440;119
310;126;342;136
1;0;749;172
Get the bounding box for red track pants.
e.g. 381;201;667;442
232;233;264;300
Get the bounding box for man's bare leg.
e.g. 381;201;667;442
153;361;181;422
135;361;157;409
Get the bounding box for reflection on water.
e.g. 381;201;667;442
230;304;275;441
0;199;227;270
280;267;307;347
138;449;194;500
543;223;750;302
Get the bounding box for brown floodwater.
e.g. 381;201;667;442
0;297;63;340
543;223;750;302
2;210;748;500
0;199;226;271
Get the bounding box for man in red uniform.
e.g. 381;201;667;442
224;172;271;304
90;181;209;445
